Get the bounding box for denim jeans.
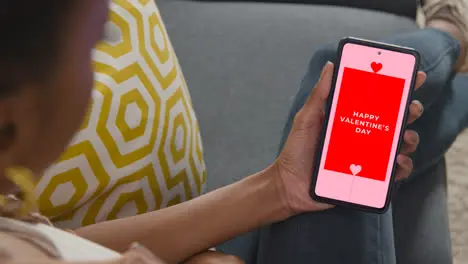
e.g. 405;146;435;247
221;29;468;264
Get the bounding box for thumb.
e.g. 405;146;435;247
304;61;333;114
122;243;167;264
293;62;334;132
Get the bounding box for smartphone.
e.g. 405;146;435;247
310;37;420;213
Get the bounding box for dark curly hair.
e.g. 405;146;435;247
0;1;75;96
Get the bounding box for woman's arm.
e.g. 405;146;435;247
75;63;338;263
76;168;286;264
75;64;423;264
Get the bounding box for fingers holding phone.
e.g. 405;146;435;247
309;38;424;213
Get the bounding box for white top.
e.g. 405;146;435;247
0;217;120;261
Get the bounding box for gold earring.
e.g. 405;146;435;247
4;167;36;217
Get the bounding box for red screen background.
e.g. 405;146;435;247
324;67;405;181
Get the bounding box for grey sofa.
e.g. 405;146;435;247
157;1;451;263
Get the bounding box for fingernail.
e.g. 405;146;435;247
130;242;157;259
130;242;141;249
414;100;424;114
407;130;419;144
319;61;332;80
397;155;411;169
397;156;405;168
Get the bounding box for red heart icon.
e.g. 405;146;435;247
371;62;382;73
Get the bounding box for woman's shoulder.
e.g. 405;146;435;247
0;217;120;262
0;217;60;261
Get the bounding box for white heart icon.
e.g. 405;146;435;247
350;164;362;176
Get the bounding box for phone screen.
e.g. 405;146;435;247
314;42;417;209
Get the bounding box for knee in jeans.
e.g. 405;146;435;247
301;43;338;89
308;44;338;69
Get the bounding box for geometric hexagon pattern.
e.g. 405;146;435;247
34;0;206;229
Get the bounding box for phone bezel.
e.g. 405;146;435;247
309;37;420;214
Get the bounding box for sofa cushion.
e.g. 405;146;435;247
158;0;419;191
194;0;417;19
36;0;207;229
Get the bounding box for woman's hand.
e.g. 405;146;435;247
273;62;427;215
184;251;244;264
119;243;167;264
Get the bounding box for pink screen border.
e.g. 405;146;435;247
315;42;416;209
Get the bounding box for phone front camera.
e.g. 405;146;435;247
378;51;382;55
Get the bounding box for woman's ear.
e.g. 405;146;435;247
0;86;43;173
0;99;15;157
0;98;18;193
0;124;15;153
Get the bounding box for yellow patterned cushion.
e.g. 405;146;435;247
35;0;206;229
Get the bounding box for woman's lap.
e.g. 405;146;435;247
220;29;468;264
